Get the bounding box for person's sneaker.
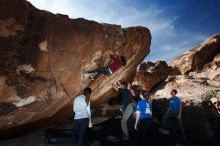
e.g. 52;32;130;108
82;69;88;73
123;136;129;141
158;128;170;135
106;135;119;143
115;115;121;119
162;130;170;135
89;76;95;80
158;128;165;133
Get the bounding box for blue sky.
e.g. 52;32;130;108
27;0;220;62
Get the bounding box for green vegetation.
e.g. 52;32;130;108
202;89;220;101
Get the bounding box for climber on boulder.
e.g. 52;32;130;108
86;54;127;80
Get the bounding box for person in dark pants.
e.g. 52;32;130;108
73;88;92;146
86;54;126;80
162;89;185;137
130;91;153;146
113;81;133;140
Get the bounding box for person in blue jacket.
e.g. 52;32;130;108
134;90;152;130
133;90;153;146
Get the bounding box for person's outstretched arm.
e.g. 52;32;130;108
166;106;170;114
86;102;92;128
134;111;140;130
117;80;121;86
130;89;135;97
178;104;182;119
112;82;120;91
166;99;171;114
135;102;141;130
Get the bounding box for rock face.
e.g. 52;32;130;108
132;61;173;92
201;53;220;82
0;0;151;137
154;75;220;103
170;34;220;74
152;34;220;146
155;34;220;101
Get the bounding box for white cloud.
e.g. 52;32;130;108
27;0;206;62
147;33;208;62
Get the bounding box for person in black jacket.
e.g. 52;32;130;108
113;81;133;140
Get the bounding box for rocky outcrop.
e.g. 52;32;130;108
132;61;173;92
152;34;220;146
154;75;220;103
170;34;220;74
154;34;220;102
201;53;220;82
0;0;151;137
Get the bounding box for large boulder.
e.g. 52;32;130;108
201;53;220;82
170;34;220;75
0;0;151;137
133;61;173;92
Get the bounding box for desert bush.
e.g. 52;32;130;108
202;89;220;101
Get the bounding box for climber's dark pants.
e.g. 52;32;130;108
88;67;112;78
162;111;185;136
